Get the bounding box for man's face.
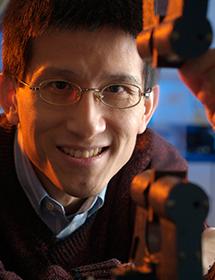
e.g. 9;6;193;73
14;27;154;201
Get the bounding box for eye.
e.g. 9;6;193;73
40;80;80;104
104;84;139;96
44;80;72;93
53;81;69;89
105;85;126;94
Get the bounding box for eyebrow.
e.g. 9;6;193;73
34;67;142;85
103;74;141;85
35;68;78;79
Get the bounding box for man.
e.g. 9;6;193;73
0;0;207;279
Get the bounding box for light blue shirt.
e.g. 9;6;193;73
14;129;106;239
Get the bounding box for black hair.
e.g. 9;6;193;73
2;0;143;80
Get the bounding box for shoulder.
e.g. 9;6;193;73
144;128;187;171
0;114;17;176
109;128;187;194
0;113;16;152
130;128;188;175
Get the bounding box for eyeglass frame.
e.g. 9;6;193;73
17;78;152;109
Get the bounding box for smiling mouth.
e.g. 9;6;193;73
58;146;107;159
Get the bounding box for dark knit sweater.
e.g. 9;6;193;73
0;115;187;280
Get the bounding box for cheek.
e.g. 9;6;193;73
122;107;146;135
16;98;49;160
16;94;38;128
17;94;59;133
113;107;146;149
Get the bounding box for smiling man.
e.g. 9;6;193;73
18;28;153;205
0;1;187;279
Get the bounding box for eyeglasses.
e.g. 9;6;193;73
17;79;152;109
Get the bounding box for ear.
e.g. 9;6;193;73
138;85;160;134
0;73;19;125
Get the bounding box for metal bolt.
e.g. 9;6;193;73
178;251;186;260
166;199;176;208
171;31;180;41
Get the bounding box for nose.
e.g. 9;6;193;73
66;91;106;139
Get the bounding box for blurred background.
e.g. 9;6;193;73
149;1;215;226
0;2;214;225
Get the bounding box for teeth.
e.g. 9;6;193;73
93;148;99;156
61;147;103;158
74;150;82;158
83;150;90;158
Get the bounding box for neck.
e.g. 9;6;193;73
34;166;86;214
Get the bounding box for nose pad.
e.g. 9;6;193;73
81;88;103;102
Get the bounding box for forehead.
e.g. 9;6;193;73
27;27;144;84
